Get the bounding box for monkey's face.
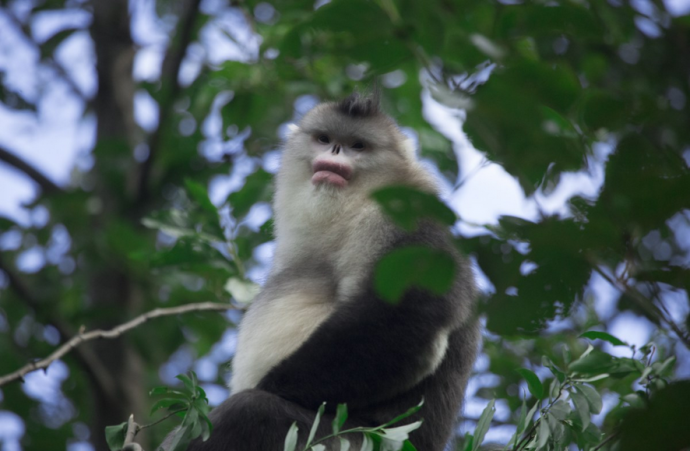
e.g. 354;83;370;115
284;103;412;193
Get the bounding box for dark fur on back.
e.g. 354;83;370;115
336;91;381;117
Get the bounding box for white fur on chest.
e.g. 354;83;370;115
230;290;335;393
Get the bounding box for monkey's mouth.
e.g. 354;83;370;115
311;160;352;188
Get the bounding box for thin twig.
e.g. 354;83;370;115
0;257;120;401
0;146;63;194
0;302;235;387
592;264;690;349
513;382;569;450
48;58;87;100
592;431;620;451
513;420;539;451
139;408;187;431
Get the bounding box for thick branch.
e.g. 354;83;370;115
0;302;234;387
0;146;63;194
137;0;203;207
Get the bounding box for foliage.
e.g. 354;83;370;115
148;372;213;451
284;400;423;451
105;371;212;451
0;0;688;450
463;331;684;451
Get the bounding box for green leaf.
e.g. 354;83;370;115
574;384;603;414
150;398;188;415
142;209;224;242
200;414;212;442
546;411;564;443
505;400;539;451
183;407;201;439
165;422;195;451
150;386;172;396
471;399;495;451
571;374;610;383
400;440;418;451
227;169;272;218
581;90;627;131
371;186;456;231
374;246;455;303
104;422;127;451
503;401;524;451
149;387;191;399
360;433;374;451
192;397;211;417
176;374;196;395
517;368;544;399
579;331;627;347
338;437;351;451
622;393;645;409
332;404;348;434
570;390;590;431
542;356;566;383
380;420;423;442
382;399;424;428
283;422;298;451
569;348;615;375
184;179;217;215
549;400;570;421
536;414;551;449
551;378;565;400
306;403;325;446
279;0;410;72
651;356;676;377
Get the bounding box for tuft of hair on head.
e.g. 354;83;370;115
336;89;381;118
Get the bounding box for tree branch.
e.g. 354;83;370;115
592;431;620;451
48;58;88;101
0;146;63;194
592;264;690;349
4;10;87;102
136;0;203;207
0;256;120;403
0;302;235;387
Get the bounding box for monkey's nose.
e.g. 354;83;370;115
331;144;341;155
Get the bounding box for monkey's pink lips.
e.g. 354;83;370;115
311;160;352;188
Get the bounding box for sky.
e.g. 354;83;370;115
1;0;690;449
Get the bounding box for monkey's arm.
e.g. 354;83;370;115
257;282;460;411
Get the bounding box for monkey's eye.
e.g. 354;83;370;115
316;135;330;144
352;142;365;150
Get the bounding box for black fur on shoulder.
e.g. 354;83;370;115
336;91;381;117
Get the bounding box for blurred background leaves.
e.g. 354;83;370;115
0;0;689;450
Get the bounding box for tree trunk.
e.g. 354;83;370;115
88;1;144;449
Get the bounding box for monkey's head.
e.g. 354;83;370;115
278;93;435;197
273;93;438;235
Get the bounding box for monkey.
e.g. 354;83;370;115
181;92;479;451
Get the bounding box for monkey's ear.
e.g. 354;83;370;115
286;123;300;137
401;137;417;159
